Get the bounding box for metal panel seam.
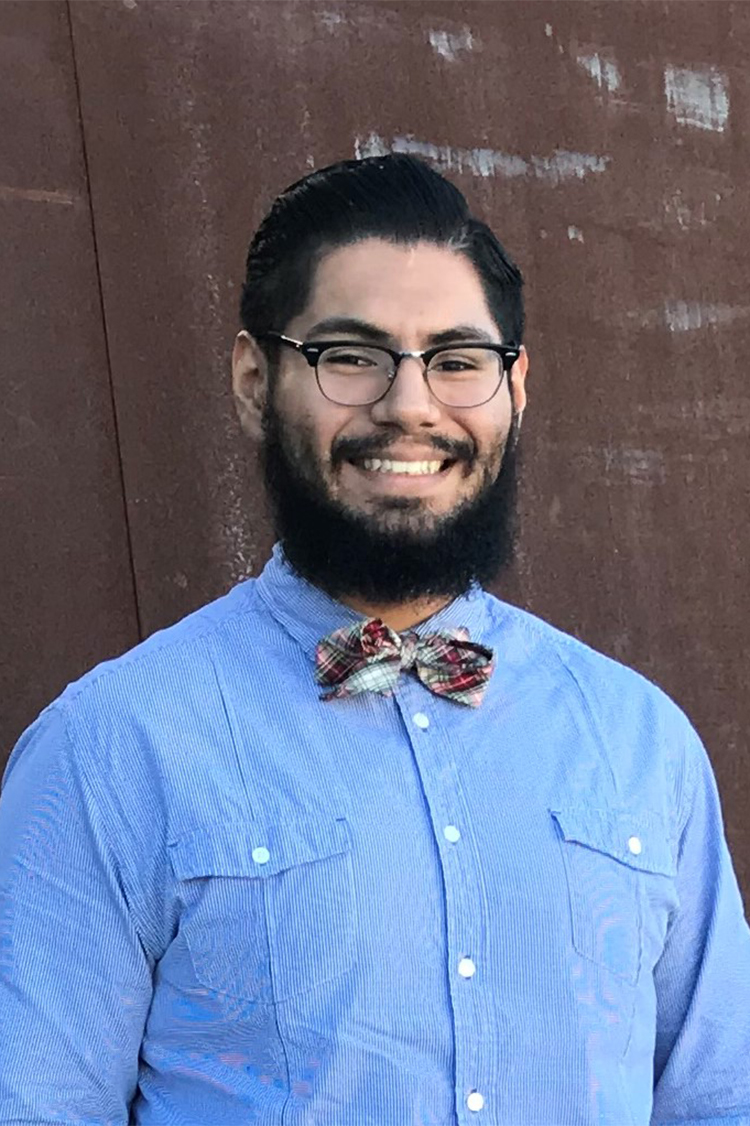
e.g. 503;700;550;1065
64;0;144;641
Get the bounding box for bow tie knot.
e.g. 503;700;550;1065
397;632;420;671
315;618;494;708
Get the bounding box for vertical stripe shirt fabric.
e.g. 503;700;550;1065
1;543;750;1126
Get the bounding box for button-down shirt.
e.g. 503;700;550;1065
2;545;749;1125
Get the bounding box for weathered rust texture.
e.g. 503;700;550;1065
6;1;750;896
0;0;140;757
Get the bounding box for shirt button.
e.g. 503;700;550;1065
443;825;461;843
413;712;430;729
467;1092;485;1112
252;846;270;865
458;957;476;978
628;836;642;856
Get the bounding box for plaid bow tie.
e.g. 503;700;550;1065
315;618;495;707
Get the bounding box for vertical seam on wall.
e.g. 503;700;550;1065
65;0;144;641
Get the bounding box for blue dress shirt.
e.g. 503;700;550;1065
2;545;749;1126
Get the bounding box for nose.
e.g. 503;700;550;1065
369;355;442;429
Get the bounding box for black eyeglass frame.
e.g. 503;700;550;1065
257;331;522;408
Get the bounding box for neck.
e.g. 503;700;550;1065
339;594;453;633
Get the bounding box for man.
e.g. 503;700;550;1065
1;155;749;1126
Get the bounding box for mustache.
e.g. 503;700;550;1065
331;432;476;466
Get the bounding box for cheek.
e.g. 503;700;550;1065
274;396;352;476
463;404;512;466
282;391;366;465
275;383;326;452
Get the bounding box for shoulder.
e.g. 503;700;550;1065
4;577;271;822
13;577;273;771
483;593;702;805
487;593;686;721
57;577;260;710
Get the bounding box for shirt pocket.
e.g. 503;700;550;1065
169;816;355;1004
550;807;676;985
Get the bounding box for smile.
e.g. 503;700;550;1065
360;458;447;476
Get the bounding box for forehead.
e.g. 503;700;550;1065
291;239;498;340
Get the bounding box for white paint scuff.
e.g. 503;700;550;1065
532;150;609;184
664;301;748;332
567;225;584;242
428;27;475;62
577;52;621;94
318;10;344;32
603;447;666;487
664;189;710;231
664;65;729;132
354;133;610;184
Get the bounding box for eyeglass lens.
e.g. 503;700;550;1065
316;345;505;407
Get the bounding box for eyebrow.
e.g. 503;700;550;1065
305;317;393;344
428;325;498;346
304;317;500;346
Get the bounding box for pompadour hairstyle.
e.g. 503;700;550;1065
240;153;524;351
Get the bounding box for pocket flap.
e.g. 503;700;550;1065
169;817;351;881
550;807;676;877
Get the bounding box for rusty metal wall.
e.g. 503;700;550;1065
0;0;140;754
2;0;749;896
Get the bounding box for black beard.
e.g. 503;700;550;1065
260;404;520;605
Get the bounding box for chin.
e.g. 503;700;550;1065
352;493;456;520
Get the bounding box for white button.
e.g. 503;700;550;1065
628;836;642;856
458;957;476;978
444;825;461;843
467;1091;485;1112
252;846;270;864
413;712;430;729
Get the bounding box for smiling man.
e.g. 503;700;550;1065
1;155;749;1126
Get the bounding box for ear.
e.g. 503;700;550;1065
232;330;269;440
509;345;529;415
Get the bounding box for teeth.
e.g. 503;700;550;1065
362;459;444;475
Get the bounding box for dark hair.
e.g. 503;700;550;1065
239;154;524;351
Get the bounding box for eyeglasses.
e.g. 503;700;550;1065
257;332;521;408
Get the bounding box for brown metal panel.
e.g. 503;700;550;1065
67;0;749;896
0;0;139;759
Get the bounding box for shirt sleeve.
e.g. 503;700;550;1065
651;726;750;1125
0;704;153;1125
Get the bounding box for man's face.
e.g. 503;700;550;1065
234;238;528;603
270;240;526;526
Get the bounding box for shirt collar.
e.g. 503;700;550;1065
254;542;492;658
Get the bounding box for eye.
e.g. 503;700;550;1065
429;350;486;374
433;357;479;372
319;345;390;374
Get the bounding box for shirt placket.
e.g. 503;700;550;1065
395;683;494;1125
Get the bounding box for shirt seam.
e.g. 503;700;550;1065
675;728;701;862
60;699;154;961
59;584;261;710
541;636;620;795
261;880;292;1121
488;599;690;838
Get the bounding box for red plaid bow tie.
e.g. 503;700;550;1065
315;618;495;707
